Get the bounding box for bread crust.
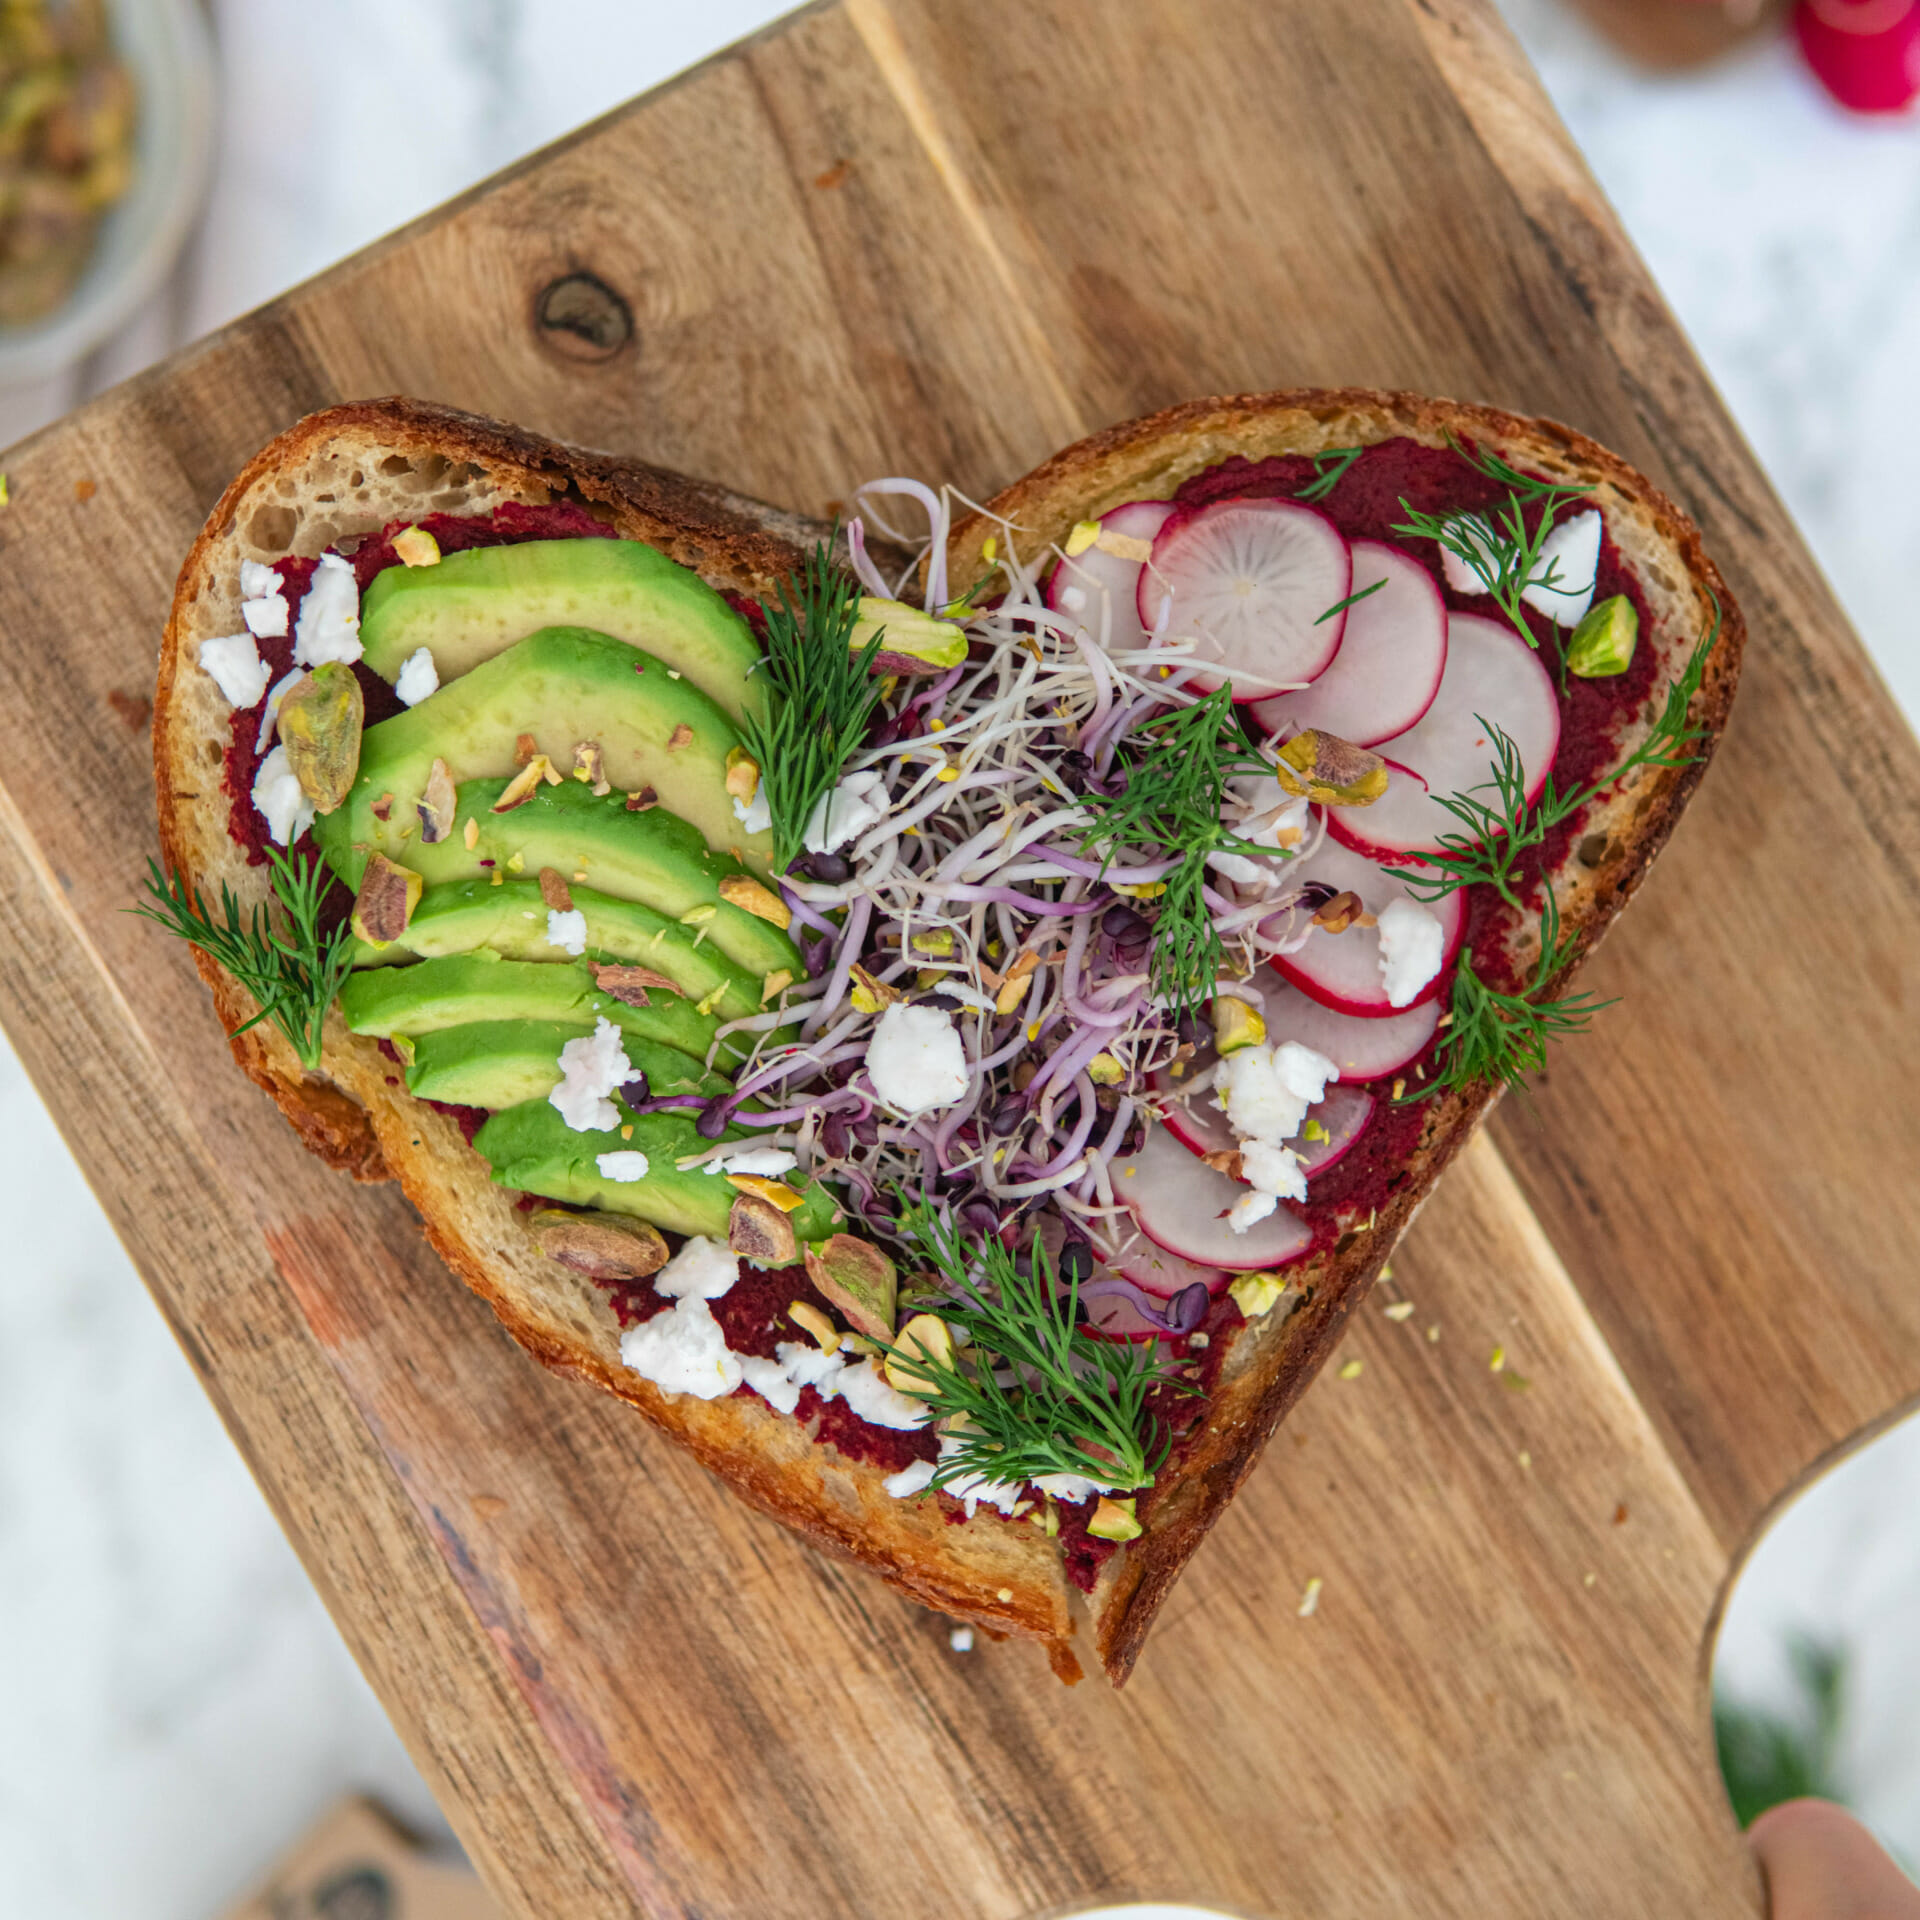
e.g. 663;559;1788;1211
154;392;1742;1685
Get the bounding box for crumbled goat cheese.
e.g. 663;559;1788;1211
1213;1040;1337;1146
653;1234;740;1301
292;551;362;667
1030;1472;1114;1503
393;646;439;706
254;667;304;753
935;1437;1021;1515
242;595;289;639
832;1356;932;1430
949;1625;975;1652
619;1294;743;1400
776;1338;847;1389
867;1001;968;1116
803;768;890;855
1377;897;1447;1008
701;1145;799;1179
549;1017;635;1132
1240;1137;1308;1202
595;1150;650;1182
546;908;587;956
884;1457;940;1498
1439;514;1503;596
251;742;313;846
1057;583;1086;613
740;1354;802;1415
199;632;270;708
1522;510;1600;627
730;787;771;835
1228;1190;1280;1232
238;560;280;600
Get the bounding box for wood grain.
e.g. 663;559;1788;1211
0;0;1912;1914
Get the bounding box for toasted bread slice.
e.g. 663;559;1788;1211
153;393;1741;1686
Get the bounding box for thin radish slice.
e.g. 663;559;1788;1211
1149;1046;1376;1175
1091;1216;1227;1302
1045;500;1174;653
1260;975;1440;1081
1269;832;1465;1015
1297;1083;1375;1176
1249;540;1446;747
1325;611;1560;860
1142;497;1350;702
1112;1125;1314;1272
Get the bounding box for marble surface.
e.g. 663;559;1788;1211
0;2;1916;1913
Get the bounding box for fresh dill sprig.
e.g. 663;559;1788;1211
1387;605;1720;909
1315;576;1387;626
738;538;886;873
1296;445;1363;504
887;1197;1191;1494
133;846;356;1070
1391;435;1592;654
1416;890;1615;1098
1078;687;1275;1020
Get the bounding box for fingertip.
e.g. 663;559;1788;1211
1749;1798;1920;1919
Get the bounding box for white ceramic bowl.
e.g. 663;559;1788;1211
0;0;215;383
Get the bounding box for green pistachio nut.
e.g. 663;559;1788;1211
278;662;365;813
805;1233;900;1343
851;597;969;677
1566;594;1639;679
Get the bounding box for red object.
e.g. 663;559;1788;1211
1794;0;1920;112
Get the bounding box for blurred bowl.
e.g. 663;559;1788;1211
0;0;215;383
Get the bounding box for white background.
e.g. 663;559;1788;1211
0;2;1915;1912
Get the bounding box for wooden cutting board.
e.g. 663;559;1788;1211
2;2;1915;1914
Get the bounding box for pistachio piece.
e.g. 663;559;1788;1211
729;1191;797;1266
849;962;905;1014
1201;1148;1245;1178
1086;1052;1124;1086
1086;1496;1143;1543
806;1233;899;1344
391;525;441;568
1272;729;1389;807
1311;889;1365;935
514;732;538;766
1212;995;1266;1055
727;1172;804;1213
625;785;657;812
883;1309;953;1393
1567;593;1639;678
717;873;791;928
724;744;761;803
537;866;573;913
572;739;609;793
277;663;363;815
350;852;422;947
667;723;694;752
530;1209;669;1281
1228;1270;1290;1319
417;755;456;843
850;596;969;676
788;1299;841;1353
911;927;956;956
591;962;679;1006
760;967;794;1006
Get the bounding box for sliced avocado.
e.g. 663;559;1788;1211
317;777;799;981
360;538;767;728
321;626;769;877
339;951;736;1064
474;1096;842;1243
406;1020;726;1111
351;878;774;1026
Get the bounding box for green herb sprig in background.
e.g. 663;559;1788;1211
738;539;886;874
888;1197;1190;1494
134;846;356;1070
1295;444;1363;504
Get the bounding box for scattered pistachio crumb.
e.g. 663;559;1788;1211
1583;1572;1597;1588
996;1587;1013;1603
1383;1301;1415;1322
1490;1345;1506;1372
621;1125;633;1140
1338;1358;1363;1380
1298;1577;1323;1618
1519;1450;1532;1469
1427;1324;1441;1343
463;816;479;851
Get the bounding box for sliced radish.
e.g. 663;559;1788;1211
1149;1049;1375;1175
1112;1125;1314;1272
1325;612;1560;860
1045;500;1174;653
1142;497;1350;702
1269;832;1466;1015
1260;976;1440;1081
1249;540;1446;747
1092;1216;1227;1302
1298;1084;1375;1175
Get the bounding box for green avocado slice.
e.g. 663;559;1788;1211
319;625;769;878
349;879;777;1028
474;1097;842;1243
317;777;800;982
404;1020;725;1112
360;538;768;728
339;951;738;1065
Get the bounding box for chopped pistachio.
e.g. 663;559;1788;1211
1272;728;1389;807
667;723;694;752
350;853;421;947
806;1234;898;1343
1229;1271;1289;1318
530;1209;668;1281
760;968;794;1005
724;745;761;803
277;664;363;815
883;1309;953;1392
1566;593;1639;678
1212;995;1266;1055
416;756;456;843
1086;1052;1124;1086
1087;1496;1143;1543
717;873;791;928
492;754;556;811
851;596;968;676
788;1299;841;1353
728;1192;797;1267
392;525;441;568
537;867;573;913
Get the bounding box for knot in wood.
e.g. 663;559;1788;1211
535;272;633;362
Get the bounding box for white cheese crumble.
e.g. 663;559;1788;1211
1030;1472;1114;1503
251;742;313;846
1438;514;1503;595
1240;1137;1308;1203
866;1001;968;1116
777;1338;847;1388
833;1356;933;1430
803;768;890;855
1212;1040;1337;1146
1228;1190;1280;1232
701;1144;800;1179
239;561;289;639
198;632;270;709
653;1234;740;1300
393;646;439;706
949;1626;975;1652
884;1457;939;1498
254;667;304;753
546;908;587;956
292;552;362;667
549;1016;635;1132
1057;584;1086;613
740;1355;803;1415
595;1150;650;1182
730;787;771;835
1377;897;1447;1008
935;1437;1021;1516
619;1294;743;1400
239;560;279;599
1522;510;1601;627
